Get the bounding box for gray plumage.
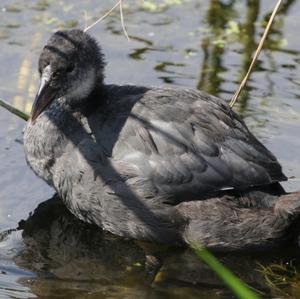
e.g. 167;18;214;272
24;29;300;250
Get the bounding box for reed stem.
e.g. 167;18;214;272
0;98;29;121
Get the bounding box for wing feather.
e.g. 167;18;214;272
109;87;286;202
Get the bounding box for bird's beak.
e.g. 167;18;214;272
31;65;57;121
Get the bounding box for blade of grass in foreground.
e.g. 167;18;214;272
0;98;29;121
192;246;261;299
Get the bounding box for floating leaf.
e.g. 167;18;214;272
63;4;73;12
44;17;59;26
6;23;20;29
67;20;78;28
4;5;22;13
142;1;159;12
31;0;50;11
226;20;240;35
0;30;9;40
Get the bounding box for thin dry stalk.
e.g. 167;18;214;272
84;0;130;40
119;0;129;40
229;0;283;108
83;10;88;29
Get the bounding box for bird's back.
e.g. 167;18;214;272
93;85;286;204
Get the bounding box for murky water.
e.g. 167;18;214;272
0;0;300;298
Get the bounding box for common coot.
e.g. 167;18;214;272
24;29;300;251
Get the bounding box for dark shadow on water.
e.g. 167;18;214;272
14;194;151;298
9;194;300;298
17;194;145;280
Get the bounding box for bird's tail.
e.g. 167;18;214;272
274;191;300;221
176;191;300;251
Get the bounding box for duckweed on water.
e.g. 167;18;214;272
141;0;186;12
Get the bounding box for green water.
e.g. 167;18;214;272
0;0;300;298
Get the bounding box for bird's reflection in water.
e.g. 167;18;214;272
14;194;156;298
17;194;145;280
10;194;300;298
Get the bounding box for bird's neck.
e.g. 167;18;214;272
24;83;106;184
59;81;105;116
23;98;89;184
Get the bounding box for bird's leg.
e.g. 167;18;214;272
135;240;168;284
145;253;162;284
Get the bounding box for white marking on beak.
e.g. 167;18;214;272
37;65;52;95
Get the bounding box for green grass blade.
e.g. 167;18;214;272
0;98;29;121
192;245;261;299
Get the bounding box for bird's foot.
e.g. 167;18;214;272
145;254;162;284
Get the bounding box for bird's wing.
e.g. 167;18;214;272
109;87;286;203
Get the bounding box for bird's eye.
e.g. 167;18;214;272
66;63;74;73
52;71;60;79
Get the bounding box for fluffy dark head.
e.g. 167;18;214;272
38;29;105;101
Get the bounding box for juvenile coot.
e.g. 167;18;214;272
24;29;300;250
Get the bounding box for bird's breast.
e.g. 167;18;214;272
23;115;68;185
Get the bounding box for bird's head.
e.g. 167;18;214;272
31;29;105;121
